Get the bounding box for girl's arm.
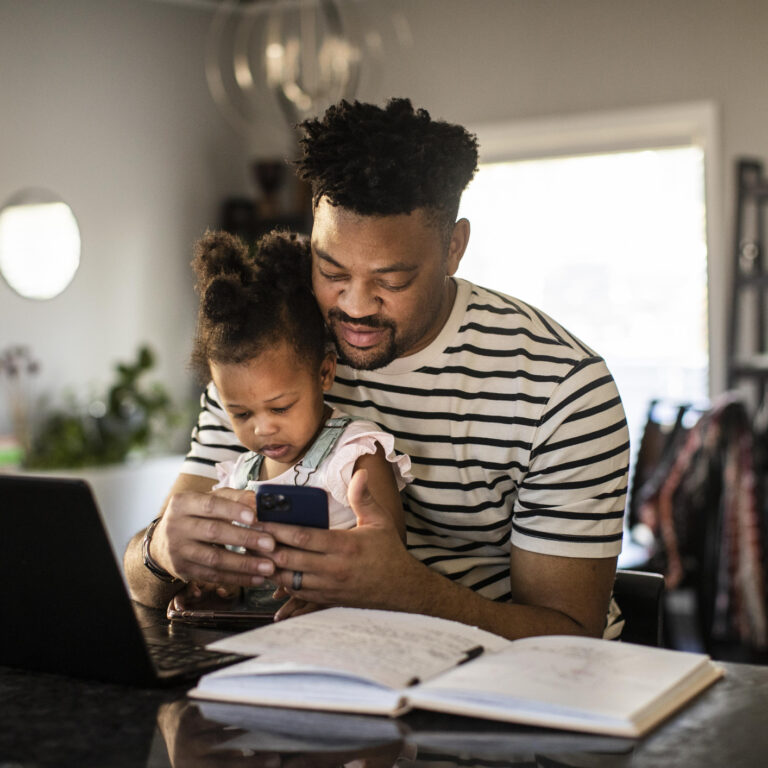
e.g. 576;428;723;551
352;443;406;542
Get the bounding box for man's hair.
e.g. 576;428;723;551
190;229;328;382
295;98;478;236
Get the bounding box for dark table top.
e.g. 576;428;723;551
2;637;768;767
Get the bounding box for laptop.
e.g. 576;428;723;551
0;474;248;686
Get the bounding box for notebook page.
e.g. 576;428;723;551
412;634;714;720
207;607;511;689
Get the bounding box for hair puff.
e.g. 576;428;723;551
190;229;328;383
192;229;253;293
202;275;248;324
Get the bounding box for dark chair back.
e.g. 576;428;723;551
614;569;665;646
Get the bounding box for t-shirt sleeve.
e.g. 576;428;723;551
511;357;629;558
322;421;413;509
182;382;248;480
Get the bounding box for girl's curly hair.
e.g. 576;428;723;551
190;229;328;382
295;98;478;237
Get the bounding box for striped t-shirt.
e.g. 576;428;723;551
183;279;629;634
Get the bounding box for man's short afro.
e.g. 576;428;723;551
295;98;478;226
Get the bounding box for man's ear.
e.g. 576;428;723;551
319;351;337;391
446;218;470;275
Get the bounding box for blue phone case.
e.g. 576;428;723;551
256;484;329;529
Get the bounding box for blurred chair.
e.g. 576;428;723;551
614;569;665;647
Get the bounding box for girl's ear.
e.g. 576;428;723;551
319;351;337;391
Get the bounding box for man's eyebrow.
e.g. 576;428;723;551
314;246;418;274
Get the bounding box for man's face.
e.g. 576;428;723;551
310;199;464;370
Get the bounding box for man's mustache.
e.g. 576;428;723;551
326;309;394;330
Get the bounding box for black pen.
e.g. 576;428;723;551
459;645;485;665
406;645;485;687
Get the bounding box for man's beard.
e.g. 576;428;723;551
327;309;401;371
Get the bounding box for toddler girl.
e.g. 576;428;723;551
183;229;411;616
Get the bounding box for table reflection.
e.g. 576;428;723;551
155;699;636;768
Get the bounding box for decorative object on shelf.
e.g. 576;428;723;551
221;157;313;242
23;345;180;470
253;158;287;218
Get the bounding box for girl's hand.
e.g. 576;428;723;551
271;585;322;621
171;581;240;611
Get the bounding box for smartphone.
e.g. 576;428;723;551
256;484;329;529
166;585;280;628
167;485;328;628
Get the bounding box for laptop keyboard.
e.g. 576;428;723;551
146;638;243;673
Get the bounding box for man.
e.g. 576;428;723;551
125;98;628;640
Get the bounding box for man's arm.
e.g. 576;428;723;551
124;473;212;607
249;469;617;640
123;473;277;608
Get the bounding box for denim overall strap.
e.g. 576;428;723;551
231;415;354;490
300;416;353;470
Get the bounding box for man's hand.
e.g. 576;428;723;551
151;486;278;586
124;474;281;608
169;581;241;615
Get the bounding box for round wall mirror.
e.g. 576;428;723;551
0;189;81;300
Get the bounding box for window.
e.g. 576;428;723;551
456;145;709;462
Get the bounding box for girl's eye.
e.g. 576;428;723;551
233;412;250;421
271;405;292;414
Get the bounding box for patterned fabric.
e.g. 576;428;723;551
638;394;768;651
184;279;629;638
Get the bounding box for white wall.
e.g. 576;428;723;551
3;0;768;439
0;0;249;435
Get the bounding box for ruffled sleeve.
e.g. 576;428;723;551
213;457;240;490
322;420;413;508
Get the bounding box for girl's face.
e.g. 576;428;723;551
211;340;336;473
